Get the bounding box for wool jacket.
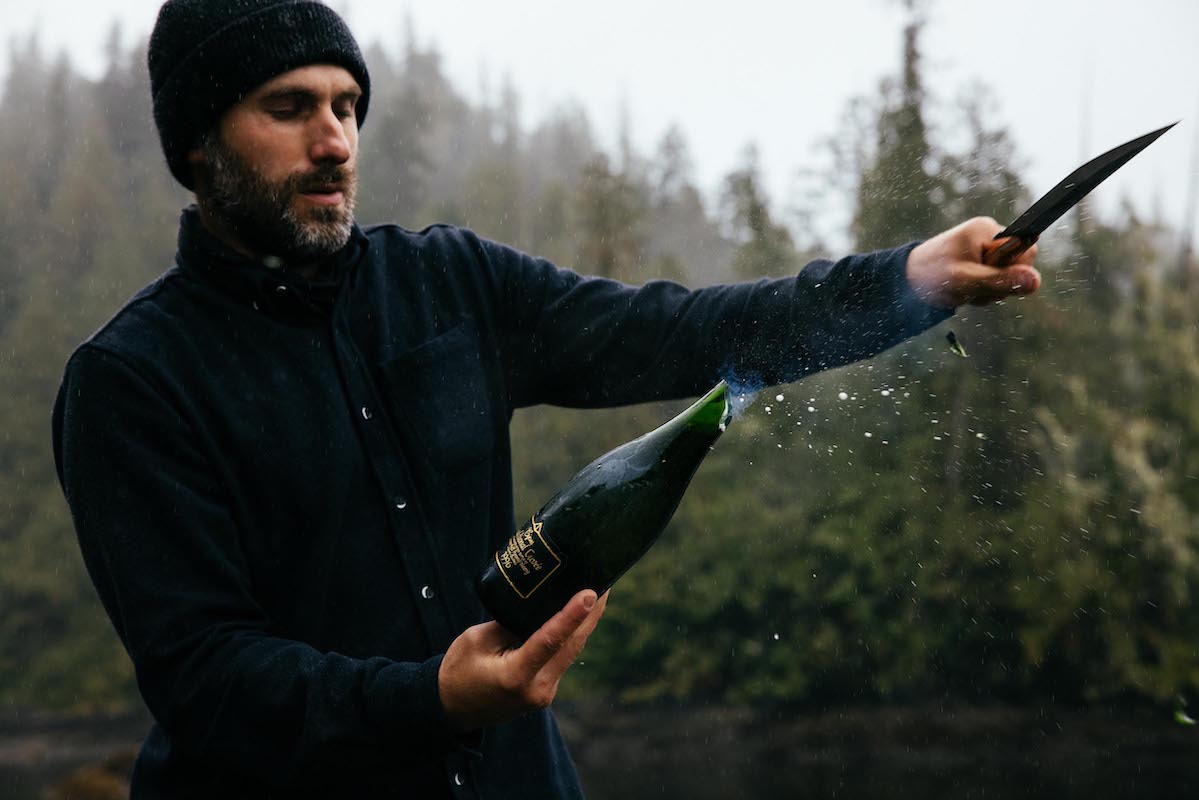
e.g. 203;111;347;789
52;206;950;798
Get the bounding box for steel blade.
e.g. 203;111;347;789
998;121;1178;240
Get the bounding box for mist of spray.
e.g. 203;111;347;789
722;372;765;422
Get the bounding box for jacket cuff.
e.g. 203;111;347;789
368;653;466;757
418;653;478;752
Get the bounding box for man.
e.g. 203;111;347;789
51;1;1040;797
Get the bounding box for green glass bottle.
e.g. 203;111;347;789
477;381;732;637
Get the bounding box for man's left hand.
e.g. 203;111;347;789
906;217;1041;309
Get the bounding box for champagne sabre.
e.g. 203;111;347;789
982;122;1178;267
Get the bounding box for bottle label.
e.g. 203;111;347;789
495;517;563;599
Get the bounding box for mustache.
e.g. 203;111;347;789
294;165;354;193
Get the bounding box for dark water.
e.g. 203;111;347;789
3;706;1196;799
578;747;1196;799
564;705;1199;800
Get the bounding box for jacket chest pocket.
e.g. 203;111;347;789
378;321;494;468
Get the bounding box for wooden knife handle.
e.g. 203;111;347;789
983;234;1036;267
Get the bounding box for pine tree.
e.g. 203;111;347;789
720;145;799;279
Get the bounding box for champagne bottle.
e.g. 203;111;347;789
477;381;732;637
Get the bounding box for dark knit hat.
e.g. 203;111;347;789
149;0;371;189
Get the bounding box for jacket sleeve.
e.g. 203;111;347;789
477;235;953;408
52;345;464;787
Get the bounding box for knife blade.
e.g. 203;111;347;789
983;122;1178;267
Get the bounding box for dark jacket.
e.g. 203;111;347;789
52;207;948;798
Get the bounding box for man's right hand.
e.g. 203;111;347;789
438;589;608;733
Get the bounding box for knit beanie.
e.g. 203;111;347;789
149;0;371;189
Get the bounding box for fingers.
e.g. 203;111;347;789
438;590;606;732
910;217;1042;309
955;261;1041;306
543;591;609;676
512;589;598;681
980;235;1031;267
955;216;1003;256
958;218;1040;303
966;215;1004;239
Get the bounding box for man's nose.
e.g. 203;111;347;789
309;107;352;164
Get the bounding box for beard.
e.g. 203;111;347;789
199;132;358;263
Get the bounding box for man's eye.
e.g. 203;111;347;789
335;107;355;120
268;108;300;120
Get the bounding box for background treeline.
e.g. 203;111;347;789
0;14;1195;714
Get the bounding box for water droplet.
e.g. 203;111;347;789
773;633;780;641
838;392;848;400
864;432;873;438
976;432;985;439
808;406;816;412
881;389;891;397
775;394;784;402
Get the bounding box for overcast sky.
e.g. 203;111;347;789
5;0;1198;250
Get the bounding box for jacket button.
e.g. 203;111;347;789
274;284;289;294
420;585;435;600
453;771;464;786
393;496;408;510
361;406;373;420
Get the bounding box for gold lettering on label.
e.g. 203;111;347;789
494;516;564;599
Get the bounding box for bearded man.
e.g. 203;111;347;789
51;1;1040;798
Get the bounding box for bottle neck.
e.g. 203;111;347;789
659;381;730;439
639;381;729;466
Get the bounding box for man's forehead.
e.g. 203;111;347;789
250;65;362;99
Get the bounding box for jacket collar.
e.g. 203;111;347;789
173;205;368;318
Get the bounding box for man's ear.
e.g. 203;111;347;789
186;144;209;197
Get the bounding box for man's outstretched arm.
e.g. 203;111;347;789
472;215;1039;410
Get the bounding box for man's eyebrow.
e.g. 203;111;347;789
258;87;362;104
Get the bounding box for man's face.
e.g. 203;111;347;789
192;64;362;263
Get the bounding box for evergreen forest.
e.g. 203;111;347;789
1;15;1196;718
